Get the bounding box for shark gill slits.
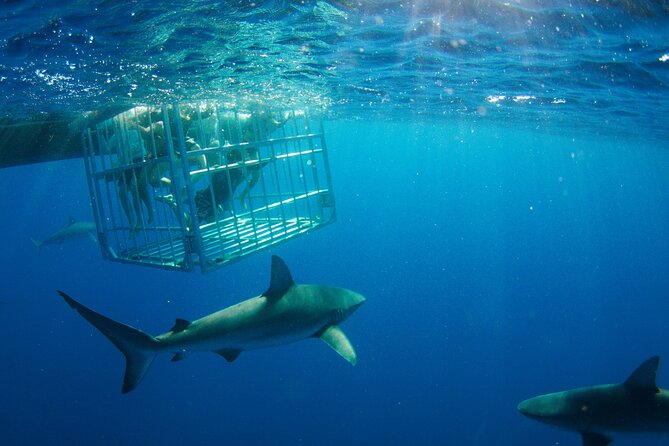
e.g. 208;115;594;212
332;308;345;323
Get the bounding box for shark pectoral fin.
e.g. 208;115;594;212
581;432;612;446
216;349;242;363
263;255;295;301
317;325;357;366
169;318;191;333
171;352;187;362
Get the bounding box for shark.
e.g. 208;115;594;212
32;217;97;253
517;356;669;446
57;255;365;393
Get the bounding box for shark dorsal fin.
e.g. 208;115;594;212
263;255;295;300
169;318;191;333
624;356;660;393
216;349;242;362
581;432;612;446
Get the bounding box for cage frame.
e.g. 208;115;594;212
81;103;336;273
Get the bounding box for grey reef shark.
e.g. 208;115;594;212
57;255;365;393
32;217;97;253
518;356;669;446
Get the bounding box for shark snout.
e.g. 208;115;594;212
339;292;365;321
348;292;365;313
517;394;563;421
517;399;533;417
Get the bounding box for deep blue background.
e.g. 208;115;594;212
1;120;669;445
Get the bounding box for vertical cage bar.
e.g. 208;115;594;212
162;105;193;271
82;129;109;258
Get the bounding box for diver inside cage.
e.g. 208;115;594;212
202;109;292;210
98;122;155;232
118;106;291;228
97;104;209;229
157;107;291;198
127;106;208;188
155;145;267;229
214;109;292;208
174;106;292;158
217;109;291;145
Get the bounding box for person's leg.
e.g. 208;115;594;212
117;180;136;229
128;179;143;232
137;170;154;224
238;166;260;209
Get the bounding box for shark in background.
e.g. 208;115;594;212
57;255;365;393
31;217;97;254
518;356;669;446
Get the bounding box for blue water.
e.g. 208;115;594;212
2;1;669;139
2;2;669;446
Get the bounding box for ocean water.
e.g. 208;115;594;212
2;1;669;446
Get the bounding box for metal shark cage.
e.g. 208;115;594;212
81;103;336;273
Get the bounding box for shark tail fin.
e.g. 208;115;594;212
31;238;42;254
57;290;159;393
